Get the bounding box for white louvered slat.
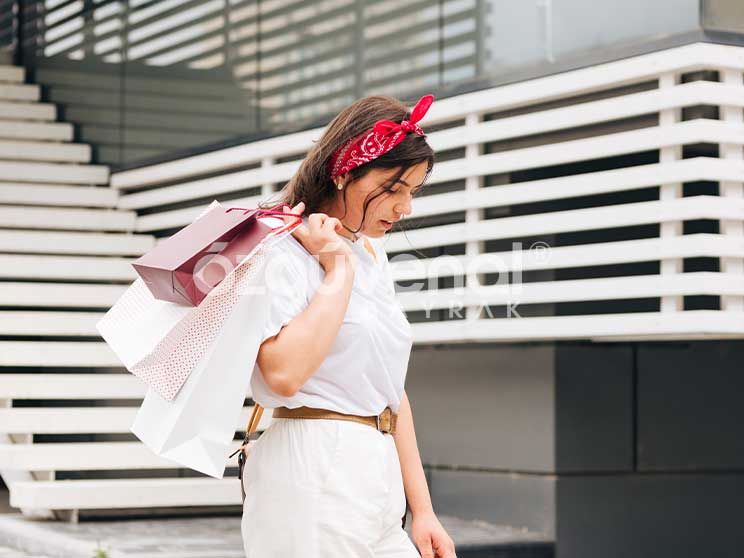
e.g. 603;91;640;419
389;234;744;280
429;120;743;187
382;196;744;253
397;273;744;311
410;311;744;343
412;158;744;218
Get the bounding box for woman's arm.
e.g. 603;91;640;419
393;389;434;516
256;256;355;397
395;390;457;557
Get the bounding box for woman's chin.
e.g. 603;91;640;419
365;228;387;238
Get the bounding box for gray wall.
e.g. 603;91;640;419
406;340;744;557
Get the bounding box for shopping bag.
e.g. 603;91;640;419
97;204;301;401
132;201;272;306
130;254;277;478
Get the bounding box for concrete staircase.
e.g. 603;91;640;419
0;62;253;521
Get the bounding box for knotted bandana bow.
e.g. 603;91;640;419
329;94;435;180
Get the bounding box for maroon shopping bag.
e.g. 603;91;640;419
132;201;298;306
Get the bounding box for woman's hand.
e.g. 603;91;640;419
281;202;356;273
410;509;457;558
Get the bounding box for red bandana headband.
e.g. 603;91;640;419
328;94;435;180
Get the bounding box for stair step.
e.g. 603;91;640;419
9;478;241;510
0;406;137;433
0;66;25;84
0;311;105;336
0;182;118;207
0;254;136;281
0;282;126;308
0;341;121;367
0;373;144;399
0;206;135;231
0;440;245;471
0;119;73;141
0;161;109;185
0;84;39;102
0;101;56;121
0;229;154;256
0;139;90;163
0;406;257;434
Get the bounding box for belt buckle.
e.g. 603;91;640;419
377;407;392;434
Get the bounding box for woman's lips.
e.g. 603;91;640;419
380;219;393;230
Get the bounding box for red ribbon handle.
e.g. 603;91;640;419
225;203;303;237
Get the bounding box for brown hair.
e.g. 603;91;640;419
258;95;435;235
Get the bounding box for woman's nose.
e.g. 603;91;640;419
394;198;412;217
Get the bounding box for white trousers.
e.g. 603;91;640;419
241;416;420;557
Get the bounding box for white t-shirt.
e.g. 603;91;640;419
249;215;413;415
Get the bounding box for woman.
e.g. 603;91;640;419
242;94;457;558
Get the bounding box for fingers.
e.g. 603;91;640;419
284;202;308;239
417;540;434;558
282;202;304;224
321;216;341;235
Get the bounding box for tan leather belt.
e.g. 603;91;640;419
272;405;398;435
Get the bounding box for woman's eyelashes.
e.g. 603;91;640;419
386;184;421;196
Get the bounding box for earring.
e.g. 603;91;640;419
336;181;343;190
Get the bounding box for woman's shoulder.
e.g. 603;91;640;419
263;229;318;278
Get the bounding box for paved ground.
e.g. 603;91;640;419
0;490;551;558
0;546;51;558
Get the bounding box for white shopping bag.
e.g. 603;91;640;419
130;253;275;479
97;209;295;401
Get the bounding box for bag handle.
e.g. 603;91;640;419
226;203;304;239
231;403;264;504
229;403;263;460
